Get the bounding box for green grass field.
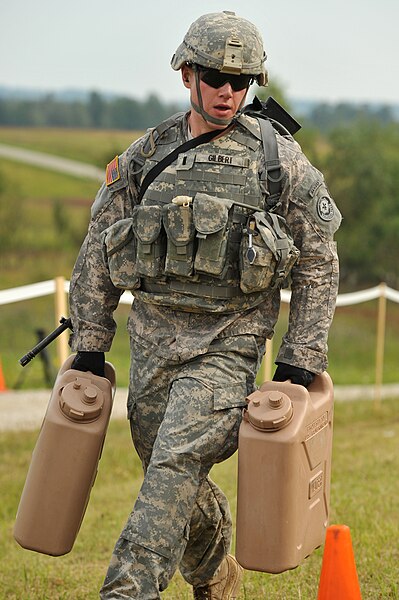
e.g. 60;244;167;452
0;127;143;166
1;398;398;599
0;126;142;287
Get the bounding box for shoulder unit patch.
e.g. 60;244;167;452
105;155;120;186
316;196;335;221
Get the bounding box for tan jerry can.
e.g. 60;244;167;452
235;372;334;573
14;355;116;556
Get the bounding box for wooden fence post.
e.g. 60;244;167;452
54;276;69;367
374;282;387;408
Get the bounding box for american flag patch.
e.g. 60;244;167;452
105;155;120;186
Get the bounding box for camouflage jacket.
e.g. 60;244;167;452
69;112;341;373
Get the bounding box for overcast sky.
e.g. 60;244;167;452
1;0;398;105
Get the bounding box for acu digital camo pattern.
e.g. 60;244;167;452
170;11;267;85
99;333;262;598
69;111;340;597
69;111;340;373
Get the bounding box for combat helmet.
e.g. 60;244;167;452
171;11;268;126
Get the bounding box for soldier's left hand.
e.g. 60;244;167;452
273;362;315;387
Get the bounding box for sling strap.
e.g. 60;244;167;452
137;127;229;203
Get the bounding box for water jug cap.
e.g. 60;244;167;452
59;377;104;422
246;390;293;431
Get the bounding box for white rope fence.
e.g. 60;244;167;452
1;279;398;403
2;279;399;308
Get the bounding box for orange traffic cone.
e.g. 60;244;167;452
317;525;362;599
0;357;7;392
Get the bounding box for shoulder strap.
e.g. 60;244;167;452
137;127;227;203
256;117;283;208
241;95;302;209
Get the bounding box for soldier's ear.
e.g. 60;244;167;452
181;66;192;88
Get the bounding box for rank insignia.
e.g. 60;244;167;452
105;155;120;186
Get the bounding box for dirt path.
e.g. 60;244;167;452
0;143;103;181
0;388;129;432
1;384;399;432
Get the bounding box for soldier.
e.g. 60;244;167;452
69;11;341;600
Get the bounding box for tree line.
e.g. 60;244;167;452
303;102;396;132
0;91;183;130
0;89;397;132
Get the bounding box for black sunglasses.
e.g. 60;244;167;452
197;66;253;91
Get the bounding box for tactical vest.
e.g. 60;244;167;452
104;113;299;314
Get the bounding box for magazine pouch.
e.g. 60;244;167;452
163;199;195;277
132;205;166;278
103;218;139;290
193;193;233;277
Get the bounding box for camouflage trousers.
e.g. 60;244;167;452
100;333;263;599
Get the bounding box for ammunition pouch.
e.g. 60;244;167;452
130;193;235;281
102;197;299;303
192;193;233;278
132;205;166;278
103;218;140;290
163;202;195;277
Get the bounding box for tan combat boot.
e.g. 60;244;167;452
193;554;244;600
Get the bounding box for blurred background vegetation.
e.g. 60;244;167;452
0;81;398;389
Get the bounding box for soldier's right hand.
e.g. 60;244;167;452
71;351;105;377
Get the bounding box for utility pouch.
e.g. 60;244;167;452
239;211;299;294
163;198;195;277
193;193;233;277
103;218;139;290
132;205;166;278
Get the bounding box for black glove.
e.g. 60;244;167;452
71;351;105;377
273;362;315;388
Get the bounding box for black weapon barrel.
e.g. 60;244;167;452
19;317;72;367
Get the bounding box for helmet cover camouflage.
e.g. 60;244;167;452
171;11;268;86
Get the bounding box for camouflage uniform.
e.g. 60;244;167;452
69;12;341;600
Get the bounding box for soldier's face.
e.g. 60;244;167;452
182;65;248;133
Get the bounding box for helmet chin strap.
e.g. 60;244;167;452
191;68;248;127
